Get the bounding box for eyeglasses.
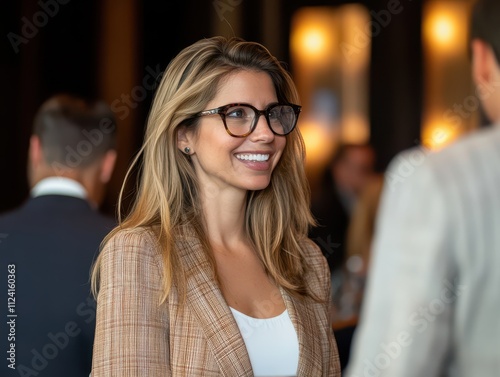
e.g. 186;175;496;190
192;103;301;137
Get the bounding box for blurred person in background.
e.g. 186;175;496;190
310;143;376;272
346;0;500;375
309;143;376;370
331;174;384;370
345;175;384;274
0;94;117;377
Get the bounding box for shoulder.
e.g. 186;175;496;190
68;198;116;233
444;125;500;154
0;200;30;227
299;238;330;298
299;238;327;267
385;128;500;205
99;227;163;282
103;226;159;255
428;126;500;173
90;211;116;231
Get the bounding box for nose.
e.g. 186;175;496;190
249;114;275;143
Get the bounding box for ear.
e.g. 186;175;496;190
177;125;194;154
29;135;44;168
99;150;117;183
471;39;495;87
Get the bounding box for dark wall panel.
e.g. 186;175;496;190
1;0;99;213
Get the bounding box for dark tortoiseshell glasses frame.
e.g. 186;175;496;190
191;103;302;137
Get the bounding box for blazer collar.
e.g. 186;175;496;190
175;225;323;376
281;286;324;376
175;228;253;377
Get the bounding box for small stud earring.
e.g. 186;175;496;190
184;147;191;154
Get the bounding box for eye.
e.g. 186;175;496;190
226;106;251;119
268;107;281;120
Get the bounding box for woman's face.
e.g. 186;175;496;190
181;70;287;195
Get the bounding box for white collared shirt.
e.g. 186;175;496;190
31;177;88;200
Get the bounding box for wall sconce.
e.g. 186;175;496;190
422;0;476;150
290;5;370;182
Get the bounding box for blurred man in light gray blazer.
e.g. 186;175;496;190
346;1;500;376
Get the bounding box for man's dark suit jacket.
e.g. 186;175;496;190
0;194;115;377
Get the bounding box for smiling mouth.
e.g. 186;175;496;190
235;153;270;162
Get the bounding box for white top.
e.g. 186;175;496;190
31;177;87;200
230;307;299;377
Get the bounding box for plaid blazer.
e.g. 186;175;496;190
91;226;340;376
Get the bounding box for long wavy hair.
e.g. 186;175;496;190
92;36;316;303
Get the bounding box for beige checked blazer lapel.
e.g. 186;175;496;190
281;287;324;375
176;232;254;376
175;227;326;376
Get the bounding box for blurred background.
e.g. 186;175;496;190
0;0;485;216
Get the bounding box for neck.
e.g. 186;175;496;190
30;166;101;208
199;185;249;250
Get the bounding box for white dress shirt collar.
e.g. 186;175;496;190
31;177;88;200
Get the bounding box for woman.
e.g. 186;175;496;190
91;36;340;376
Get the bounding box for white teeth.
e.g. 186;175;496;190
235;154;270;162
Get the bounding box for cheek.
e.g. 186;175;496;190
275;137;287;160
194;131;244;160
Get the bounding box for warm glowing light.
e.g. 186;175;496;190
291;24;332;62
340;4;371;73
301;124;327;156
290;5;371;180
432;16;454;45
423;2;466;53
290;9;336;65
422;2;473;150
303;29;326;55
342;114;370;144
300;121;336;166
422;122;459;150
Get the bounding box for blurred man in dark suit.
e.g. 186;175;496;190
1;94;117;377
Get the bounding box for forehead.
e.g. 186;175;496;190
209;70;277;107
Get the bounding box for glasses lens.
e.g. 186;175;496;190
224;105;255;136
268;105;297;135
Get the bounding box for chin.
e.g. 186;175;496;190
239;177;272;192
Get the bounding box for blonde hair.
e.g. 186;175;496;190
92;36;315;303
